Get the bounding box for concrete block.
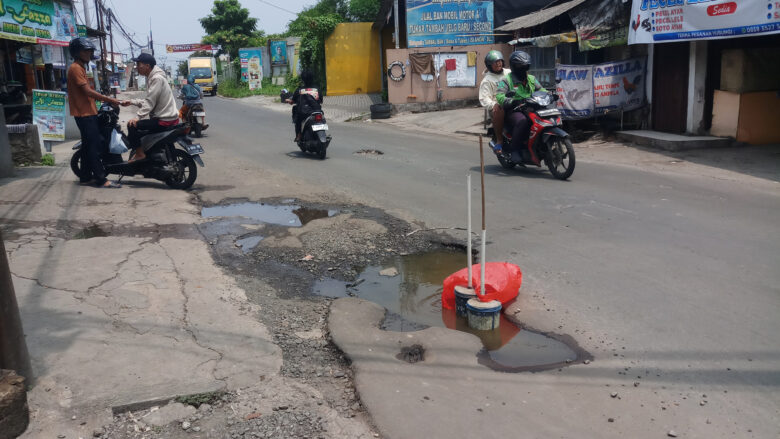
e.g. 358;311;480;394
0;370;29;438
616;130;732;151
8;124;42;165
0;105;13;177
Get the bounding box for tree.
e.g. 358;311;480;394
177;61;188;78
348;0;380;22
200;0;264;59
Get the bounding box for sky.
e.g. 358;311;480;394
74;0;317;69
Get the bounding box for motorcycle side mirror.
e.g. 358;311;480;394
281;89;289;94
555;78;562;84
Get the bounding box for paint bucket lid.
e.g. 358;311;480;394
454;285;476;298
466;298;502;312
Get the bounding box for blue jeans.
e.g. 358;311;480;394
74;116;107;185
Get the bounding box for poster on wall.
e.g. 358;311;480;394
555;65;594;119
32;90;67;141
568;0;629;51
629;0;780;44
239;48;263;89
270;40;287;66
407;0;494;48
433;53;476;87
0;0;79;45
555;58;646;119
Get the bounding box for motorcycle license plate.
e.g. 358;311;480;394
311;124;328;132
185;143;204;155
193;112;206;117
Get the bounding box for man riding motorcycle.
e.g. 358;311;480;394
179;74;208;132
285;71;323;142
478;50;510;154
495;51;546;163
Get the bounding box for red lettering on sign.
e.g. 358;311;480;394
707;2;736;16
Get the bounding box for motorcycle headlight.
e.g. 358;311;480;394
533;94;552;107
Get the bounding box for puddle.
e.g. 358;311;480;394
312;250;585;372
236;235;263;253
73;224;109;239
201;202;338;227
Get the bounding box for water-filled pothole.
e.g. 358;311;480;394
312;250;587;372
201;202;338;227
236;235;264;253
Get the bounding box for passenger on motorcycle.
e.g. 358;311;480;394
285;71;323;142
495;51;546;161
121;53;180;162
179;75;208;131
478;50;510;154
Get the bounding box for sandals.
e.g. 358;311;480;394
98;180;122;188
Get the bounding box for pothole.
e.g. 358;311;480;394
397;344;425;363
354;149;384;156
235;235;264;253
73;224;110;239
201;202;338;227
312;250;589;372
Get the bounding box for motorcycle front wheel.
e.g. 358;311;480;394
165;148;198;190
545;137;575;180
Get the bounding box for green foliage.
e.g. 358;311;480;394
40;153;55;166
285;72;302;91
348;0;380;22
289;13;342;92
200;0;264;59
175;391;226;407
190;50;214;58
218;77;288;98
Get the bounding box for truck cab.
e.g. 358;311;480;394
188;57;218;96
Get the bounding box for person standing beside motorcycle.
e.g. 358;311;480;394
67;37;122;188
121;53;179;162
478;50;510;154
285;71;323;142
178;75;208;131
495;51;546;162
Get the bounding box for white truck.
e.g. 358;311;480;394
188;57;218;96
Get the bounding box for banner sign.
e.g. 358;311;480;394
407;0;494;48
32;89;66;141
0;0;78;46
238;47;263;90
555;58;646;119
569;0;630;51
166;44;219;53
270;40;287;66
629;0;780;44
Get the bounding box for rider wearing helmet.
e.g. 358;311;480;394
67;37;122;188
286;71;323;142
179;75;208;131
495;51;546;162
478;50;510;154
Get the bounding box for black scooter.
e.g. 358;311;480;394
70;103;205;190
281;89;331;159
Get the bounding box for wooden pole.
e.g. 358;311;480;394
479;136;486;296
467;174;472;288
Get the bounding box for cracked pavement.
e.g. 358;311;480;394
0;162;280;438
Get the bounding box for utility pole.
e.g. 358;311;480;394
108;8;115;97
82;0;92;28
0;230;32;381
149;18;154;56
94;0;108;92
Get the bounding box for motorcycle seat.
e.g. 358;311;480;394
138;126;186;151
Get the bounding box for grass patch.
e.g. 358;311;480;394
218;78;287;98
174;390;226;407
41;154;55;166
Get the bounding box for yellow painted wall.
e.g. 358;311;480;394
325;23;381;96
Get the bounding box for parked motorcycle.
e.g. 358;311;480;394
488;89;575;180
70;103;205;190
281;89;331;159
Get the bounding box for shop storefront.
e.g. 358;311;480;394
0;0;80;124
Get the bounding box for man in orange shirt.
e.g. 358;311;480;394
67;37;121;188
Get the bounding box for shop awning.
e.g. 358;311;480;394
496;0;586;31
509;31;578;48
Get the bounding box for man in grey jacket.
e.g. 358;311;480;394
120;53;179;162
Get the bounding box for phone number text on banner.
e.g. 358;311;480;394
406;0;493;48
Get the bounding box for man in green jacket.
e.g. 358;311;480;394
495;51;545;161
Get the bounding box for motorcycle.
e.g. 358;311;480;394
183;101;206;138
70;103;205;190
281;89;331;159
488;89;575;180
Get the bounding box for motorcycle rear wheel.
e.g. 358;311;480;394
70;149;88;179
165;148;198;190
316;144;327;159
545;137;575;180
193;123;202;138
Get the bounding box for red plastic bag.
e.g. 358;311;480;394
441;262;522;310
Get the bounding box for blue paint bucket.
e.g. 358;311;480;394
466;299;502;331
454;285;477;317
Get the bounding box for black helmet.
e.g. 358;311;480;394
484;50;504;72
69;37;97;60
509;50;531;77
300;70;314;87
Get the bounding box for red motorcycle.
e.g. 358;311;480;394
488;90;575;180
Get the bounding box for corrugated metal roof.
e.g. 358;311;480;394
496;0;586;31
